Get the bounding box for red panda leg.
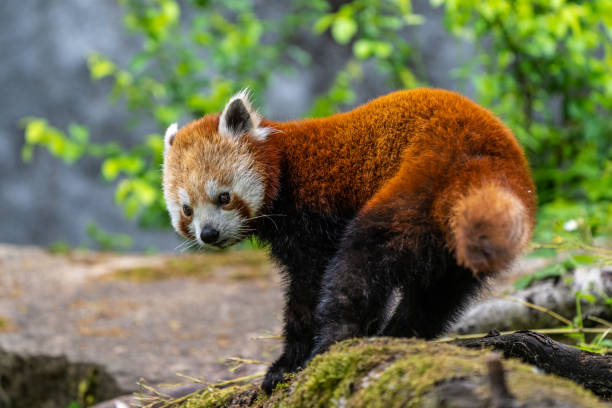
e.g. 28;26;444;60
310;181;441;357
262;275;321;394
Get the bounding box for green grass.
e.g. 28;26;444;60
105;250;272;282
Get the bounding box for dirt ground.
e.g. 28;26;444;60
0;243;546;394
0;244;284;392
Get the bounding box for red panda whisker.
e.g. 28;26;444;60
244;214;285;231
178;240;199;253
174;239;192;251
244;214;286;222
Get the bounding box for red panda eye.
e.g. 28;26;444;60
218;192;231;206
182;204;193;217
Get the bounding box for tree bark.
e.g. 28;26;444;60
461;330;612;399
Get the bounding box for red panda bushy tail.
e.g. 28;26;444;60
448;183;530;275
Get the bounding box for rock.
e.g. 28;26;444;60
452;266;612;334
0;347;124;408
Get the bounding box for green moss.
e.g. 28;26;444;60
228;267;272;280
0;316;14;332
354;343;486;407
506;367;606;407
270;339;401;408
48;240;71;254
180;384;253;408
177;338;608;408
252;391;270;406
106;250;271;282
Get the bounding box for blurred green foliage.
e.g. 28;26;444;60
436;0;612;239
22;0;422;232
22;0;612;244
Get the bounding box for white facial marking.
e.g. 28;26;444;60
187;172;264;247
232;161;265;216
193;202;243;247
166;199;180;231
165;187;190;231
205;179;222;201
178;188;190;205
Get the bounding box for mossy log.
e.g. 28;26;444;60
461;330;612;398
175;337;607;408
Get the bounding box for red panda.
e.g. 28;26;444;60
162;88;537;393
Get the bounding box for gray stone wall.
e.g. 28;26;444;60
0;0;469;251
0;0;172;250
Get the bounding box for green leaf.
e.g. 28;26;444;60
68;123;89;144
101;156;144;181
571;254;599;265
513;275;535;291
403;14;424;25
24;119;47;144
154;105;179;126
353;39;373;59
313;14;335;34
88;54;115;79
577;292;596;304
373;41;393;58
513;262;568;290
332;16;357;44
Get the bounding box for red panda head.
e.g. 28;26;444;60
162;90;274;248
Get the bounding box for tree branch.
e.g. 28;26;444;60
461;330;612;399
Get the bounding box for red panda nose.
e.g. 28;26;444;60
200;227;220;244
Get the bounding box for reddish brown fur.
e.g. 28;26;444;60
226;194;251;219
263;89;534;220
177;212;193;239
169;89;536;273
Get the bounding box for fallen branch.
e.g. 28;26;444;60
436;327;609;342
461;330;612;399
453;266;612;333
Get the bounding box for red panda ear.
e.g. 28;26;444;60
164;123;178;152
218;89;272;141
221;99;253;137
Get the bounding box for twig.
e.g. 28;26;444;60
497;294;573;326
211;372;265;388
225;357;270;366
588;315;612;328
224;357;271;373
136;372;265;408
436;327;610;343
137;380;173;400
486;352;516;408
175;373;205;383
251;333;283;340
531;241;612;258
